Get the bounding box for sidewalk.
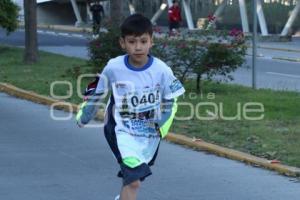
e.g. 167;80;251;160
34;24;92;33
247;38;300;62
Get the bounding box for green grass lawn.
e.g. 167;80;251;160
1;46;300;167
0;46;94;104
173;81;300;167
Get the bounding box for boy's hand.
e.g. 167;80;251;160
76;101;87;128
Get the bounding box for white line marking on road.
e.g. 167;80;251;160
246;54;273;60
266;72;300;79
45;31;56;35
58;33;69;37
71;33;84;38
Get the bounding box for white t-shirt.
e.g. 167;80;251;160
96;55;185;163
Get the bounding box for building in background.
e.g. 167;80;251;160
12;0;300;34
13;0;110;25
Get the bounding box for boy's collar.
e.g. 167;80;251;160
124;55;153;72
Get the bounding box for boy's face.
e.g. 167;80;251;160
119;33;153;67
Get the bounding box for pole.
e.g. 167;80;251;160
151;3;168;24
256;0;268;36
281;0;300;36
182;0;195;29
214;0;227;17
252;0;257;89
238;0;249;33
128;0;136;14
70;0;83;26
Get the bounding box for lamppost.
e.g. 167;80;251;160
252;0;257;89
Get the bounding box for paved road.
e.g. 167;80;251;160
0;28;88;46
1;92;300;200
1;28;299;91
230;58;300;91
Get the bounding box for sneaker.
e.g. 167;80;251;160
114;195;120;200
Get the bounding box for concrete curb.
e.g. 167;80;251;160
25;24;92;33
166;134;300;177
0;83;78;114
247;45;300;53
19;24;91;34
37;24;92;33
258;46;300;53
1;82;300;177
246;54;300;63
271;57;300;63
0;83;104;120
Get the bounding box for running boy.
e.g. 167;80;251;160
76;14;185;200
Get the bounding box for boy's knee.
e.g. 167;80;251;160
128;180;140;190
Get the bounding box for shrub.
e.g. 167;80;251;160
88;26;123;73
152;25;246;93
152;37;206;83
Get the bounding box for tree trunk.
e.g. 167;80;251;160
110;0;123;27
24;0;38;64
196;73;203;94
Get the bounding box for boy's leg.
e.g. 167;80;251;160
120;180;141;200
118;157;151;200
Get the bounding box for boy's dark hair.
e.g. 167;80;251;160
120;14;153;38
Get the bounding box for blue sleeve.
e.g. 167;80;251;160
76;66;110;126
163;67;185;100
76;92;103;126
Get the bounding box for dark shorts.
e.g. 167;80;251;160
117;144;160;186
117;163;152;186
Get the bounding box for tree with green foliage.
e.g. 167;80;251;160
0;0;19;35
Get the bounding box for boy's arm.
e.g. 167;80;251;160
158;65;185;137
76;67;110;127
156;98;178;138
76;92;103;127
